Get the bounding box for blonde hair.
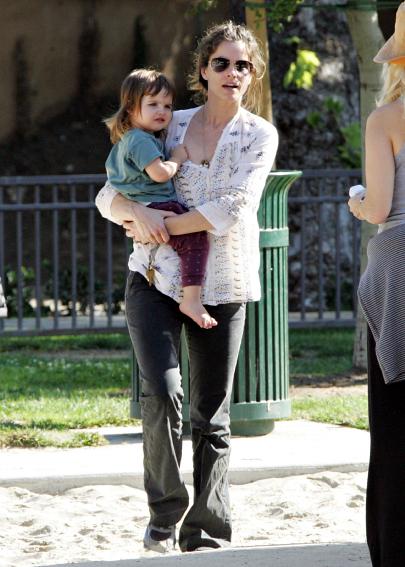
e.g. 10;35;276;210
188;21;266;114
104;69;175;144
376;63;405;107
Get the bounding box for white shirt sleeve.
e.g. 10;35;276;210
94;181;123;226
196;123;278;236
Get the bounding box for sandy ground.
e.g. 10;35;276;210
0;470;367;567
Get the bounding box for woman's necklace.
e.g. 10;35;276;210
201;106;210;168
200;106;226;168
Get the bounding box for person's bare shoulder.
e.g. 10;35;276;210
367;100;404;133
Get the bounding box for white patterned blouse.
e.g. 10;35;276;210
95;106;278;306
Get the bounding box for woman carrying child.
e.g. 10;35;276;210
96;21;278;554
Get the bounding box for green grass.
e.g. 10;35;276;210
0;357;132;429
291;395;368;430
0;333;131;352
289;328;368;430
0;338;134;447
0;329;367;447
289;328;355;377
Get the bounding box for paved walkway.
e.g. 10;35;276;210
1;420;371;566
1;420;370;493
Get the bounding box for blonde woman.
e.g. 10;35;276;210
348;3;405;565
96;21;278;553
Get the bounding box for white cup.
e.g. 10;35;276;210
349;184;366;199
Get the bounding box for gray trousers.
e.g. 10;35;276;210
125;272;246;551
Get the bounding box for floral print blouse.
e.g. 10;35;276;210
95;106;278;305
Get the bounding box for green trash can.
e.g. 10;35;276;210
130;170;302;436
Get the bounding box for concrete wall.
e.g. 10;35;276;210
0;0;230;140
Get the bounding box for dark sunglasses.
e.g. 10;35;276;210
210;57;254;75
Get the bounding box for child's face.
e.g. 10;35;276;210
129;90;173;133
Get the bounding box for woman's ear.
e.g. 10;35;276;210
200;66;208;81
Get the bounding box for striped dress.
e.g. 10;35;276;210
358;145;405;384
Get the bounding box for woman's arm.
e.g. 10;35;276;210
164;209;214;235
194;123;279;236
123;119;278;239
160;124;278;238
95;183;174;244
123;206;214;238
348;109;395;224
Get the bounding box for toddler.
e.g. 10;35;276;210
104;69;216;329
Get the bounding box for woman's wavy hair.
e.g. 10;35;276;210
188;21;266;113
376;63;405;107
104;69;175;144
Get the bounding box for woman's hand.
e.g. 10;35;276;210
348;196;366;221
122;206;177;244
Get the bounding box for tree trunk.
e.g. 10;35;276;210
245;0;273;123
346;9;384;369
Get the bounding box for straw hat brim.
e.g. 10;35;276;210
374;2;405;65
373;35;405;64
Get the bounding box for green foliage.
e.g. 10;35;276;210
3;261;125;318
284;35;301;46
306;95;343;124
245;0;303;32
306;111;322;128
338;122;362;168
44;264;105;316
304;96;362;168
325;278;355;311
3;265;48;317
283;49;320;90
188;0;218;14
323;96;343;119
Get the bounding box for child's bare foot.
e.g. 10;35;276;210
179;299;218;329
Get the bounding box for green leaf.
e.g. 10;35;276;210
283;49;320;90
338;122;362;168
306;111;322;128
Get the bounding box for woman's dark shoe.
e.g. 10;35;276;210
143;524;176;553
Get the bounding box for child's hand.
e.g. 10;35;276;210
170;144;189;165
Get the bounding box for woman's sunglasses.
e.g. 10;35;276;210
209;57;254;75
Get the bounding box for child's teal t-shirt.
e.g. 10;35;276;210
106;128;177;202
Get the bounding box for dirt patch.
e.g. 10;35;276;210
291;383;367;398
290;370;368;398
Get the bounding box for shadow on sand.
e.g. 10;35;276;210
40;542;370;567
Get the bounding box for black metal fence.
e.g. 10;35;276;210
0;169;362;336
289;168;362;327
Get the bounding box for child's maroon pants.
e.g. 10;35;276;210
148;201;209;287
